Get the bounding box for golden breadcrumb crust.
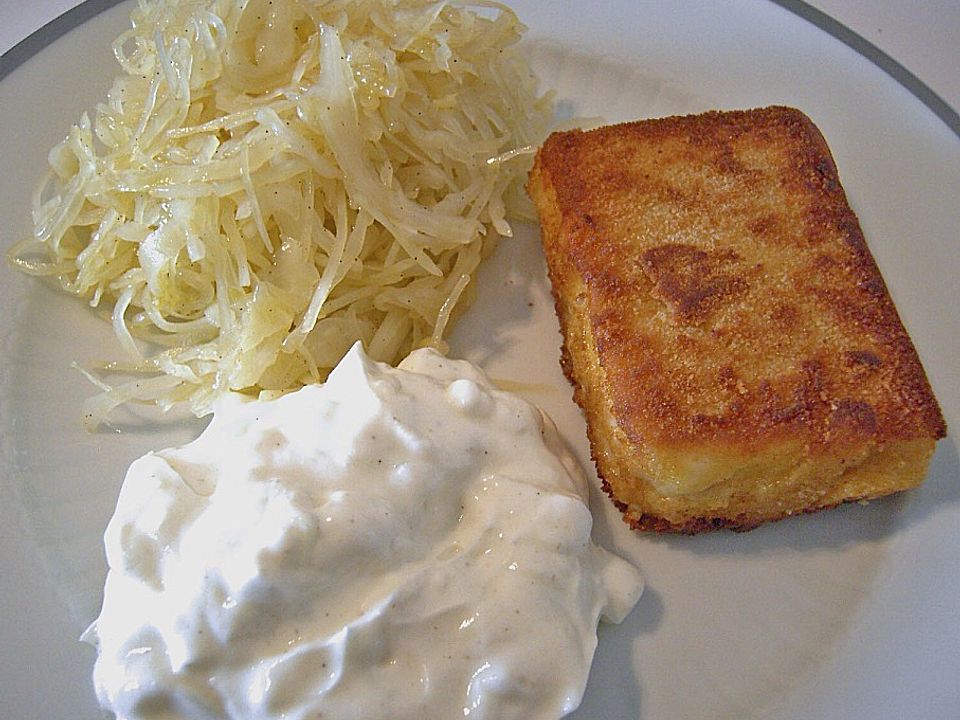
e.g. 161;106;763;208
528;106;946;533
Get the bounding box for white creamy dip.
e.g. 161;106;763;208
86;344;642;720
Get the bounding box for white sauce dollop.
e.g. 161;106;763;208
86;343;642;719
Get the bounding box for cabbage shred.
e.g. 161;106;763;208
11;0;552;425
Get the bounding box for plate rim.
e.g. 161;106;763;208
2;0;958;139
1;2;958;719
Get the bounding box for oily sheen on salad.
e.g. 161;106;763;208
10;0;552;425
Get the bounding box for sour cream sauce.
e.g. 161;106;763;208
86;343;642;719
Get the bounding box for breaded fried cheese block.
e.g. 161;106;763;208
528;106;946;533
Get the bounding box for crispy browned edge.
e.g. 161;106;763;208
528;106;947;533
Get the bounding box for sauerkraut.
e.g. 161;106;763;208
10;0;552;425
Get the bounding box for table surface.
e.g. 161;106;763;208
2;0;960;121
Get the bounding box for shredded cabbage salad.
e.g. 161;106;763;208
10;0;552;426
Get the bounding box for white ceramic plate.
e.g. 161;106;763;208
2;2;958;719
